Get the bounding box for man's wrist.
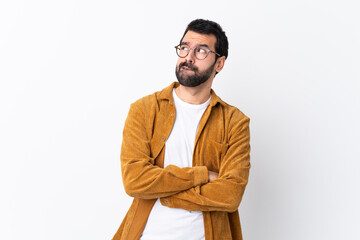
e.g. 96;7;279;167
193;166;208;186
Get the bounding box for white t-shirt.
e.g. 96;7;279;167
140;88;211;240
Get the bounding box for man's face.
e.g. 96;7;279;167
175;31;218;87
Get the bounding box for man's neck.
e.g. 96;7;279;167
174;80;213;105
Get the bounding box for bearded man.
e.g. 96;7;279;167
113;19;251;240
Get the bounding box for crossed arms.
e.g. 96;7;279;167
121;101;250;213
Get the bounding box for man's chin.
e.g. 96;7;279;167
177;77;192;87
178;72;193;82
177;77;208;88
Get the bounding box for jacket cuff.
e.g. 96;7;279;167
193;166;208;186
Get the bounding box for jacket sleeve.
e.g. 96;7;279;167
160;114;250;212
121;99;208;200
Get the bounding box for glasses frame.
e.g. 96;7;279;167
175;44;221;60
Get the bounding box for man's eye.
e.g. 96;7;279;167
197;48;207;53
180;46;189;50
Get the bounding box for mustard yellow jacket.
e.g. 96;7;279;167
113;82;251;240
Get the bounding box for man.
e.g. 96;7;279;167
113;19;250;240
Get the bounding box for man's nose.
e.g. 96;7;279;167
184;48;196;63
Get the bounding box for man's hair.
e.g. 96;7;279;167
180;19;229;60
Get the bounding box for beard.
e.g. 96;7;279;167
175;61;216;87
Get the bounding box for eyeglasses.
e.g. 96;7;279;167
175;44;221;60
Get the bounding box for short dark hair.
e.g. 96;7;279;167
180;19;229;60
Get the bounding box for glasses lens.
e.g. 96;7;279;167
195;47;208;60
176;45;189;58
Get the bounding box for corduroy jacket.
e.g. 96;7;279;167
113;82;251;240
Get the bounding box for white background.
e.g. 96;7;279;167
1;0;359;239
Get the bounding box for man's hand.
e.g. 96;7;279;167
208;171;219;182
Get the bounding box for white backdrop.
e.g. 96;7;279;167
1;0;359;239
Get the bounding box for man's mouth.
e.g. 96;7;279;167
180;64;197;72
181;66;192;70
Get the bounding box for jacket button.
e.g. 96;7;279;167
161;137;165;141
164;200;168;204
171;113;174;117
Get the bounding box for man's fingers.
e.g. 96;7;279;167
208;171;219;182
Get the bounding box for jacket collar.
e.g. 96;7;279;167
158;81;225;107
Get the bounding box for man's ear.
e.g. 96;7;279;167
215;56;226;73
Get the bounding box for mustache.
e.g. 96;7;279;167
179;62;198;71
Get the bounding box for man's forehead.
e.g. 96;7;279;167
182;31;216;48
